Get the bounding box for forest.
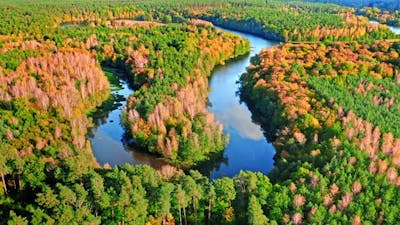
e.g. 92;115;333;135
292;0;400;11
1;0;400;224
359;7;400;27
239;38;400;224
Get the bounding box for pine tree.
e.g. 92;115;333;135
247;195;268;225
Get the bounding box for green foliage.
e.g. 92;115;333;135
297;0;400;11
0;49;37;71
308;74;400;137
247;195;268;225
2;0;400;225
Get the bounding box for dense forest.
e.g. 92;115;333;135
1;0;400;224
359;7;400;27
293;0;400;11
239;39;400;223
292;1;400;26
122;26;249;167
184;0;397;42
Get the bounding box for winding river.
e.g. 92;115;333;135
89;68;170;170
90;27;278;178
200;27;278;178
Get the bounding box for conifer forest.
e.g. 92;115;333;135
2;0;400;224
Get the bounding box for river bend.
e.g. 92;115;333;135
90;27;278;178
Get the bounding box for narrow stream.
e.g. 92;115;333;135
90;27;279;178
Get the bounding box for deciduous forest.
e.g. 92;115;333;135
1;0;400;224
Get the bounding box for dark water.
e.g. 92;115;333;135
89;69;169;170
90;28;278;178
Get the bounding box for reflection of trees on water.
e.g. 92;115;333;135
88;66;129;137
87;93;125;137
193;150;228;178
123;133;180;178
238;76;277;143
249;109;277;144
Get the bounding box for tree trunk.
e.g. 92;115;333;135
183;207;187;225
179;206;182;225
1;173;7;195
12;175;16;191
208;198;212;224
193;199;198;225
17;174;21;192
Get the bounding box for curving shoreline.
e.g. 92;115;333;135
90;26;278;178
204;17;284;42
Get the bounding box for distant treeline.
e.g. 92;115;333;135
288;0;400;11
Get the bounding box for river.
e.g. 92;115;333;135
90;27;278;178
370;20;400;34
200;27;278;178
89;68;170;170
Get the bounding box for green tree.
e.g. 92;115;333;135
247;195;268;225
0;154;9;195
7;211;28;225
156;183;174;223
214;177;236;224
175;184;189;225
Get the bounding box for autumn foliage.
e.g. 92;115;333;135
123;28;249;166
240;38;400;223
0;48;109;164
3;0;400;224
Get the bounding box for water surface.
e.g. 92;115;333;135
89;69;169;170
388;24;400;34
370;20;400;34
90;28;279;178
200;27;278;178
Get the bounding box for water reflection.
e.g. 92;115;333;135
198;27;278;178
369;20;400;34
89;69;172;170
90;28;279;179
388;25;400;35
216;102;264;140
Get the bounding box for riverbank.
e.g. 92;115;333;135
203;17;284;41
90;26;278;178
369;19;400;34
